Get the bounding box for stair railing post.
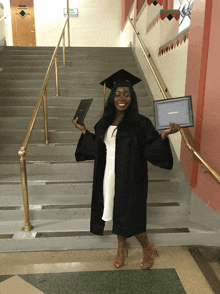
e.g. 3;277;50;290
67;0;70;46
55;55;59;96
18;147;34;232
43;87;49;145
63;29;66;66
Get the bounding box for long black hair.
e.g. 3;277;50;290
96;84;139;139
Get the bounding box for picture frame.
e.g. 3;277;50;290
153;95;194;130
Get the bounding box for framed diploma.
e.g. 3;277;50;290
153;96;194;130
72;98;93;125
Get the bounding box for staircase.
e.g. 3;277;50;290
0;46;218;252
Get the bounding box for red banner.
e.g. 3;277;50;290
179;35;184;45
172;13;180;21
160;13;170;21
148;0;163;6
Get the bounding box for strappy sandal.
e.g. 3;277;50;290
114;242;130;268
149;243;159;257
141;245;155;270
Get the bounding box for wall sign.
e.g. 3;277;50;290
63;8;78;17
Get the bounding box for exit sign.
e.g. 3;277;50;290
64;8;78;17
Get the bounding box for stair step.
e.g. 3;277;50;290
0;219;218;252
0;115;155;133
0;79;145;89
0;144;77;157
0;161;175;175
0;106;154;117
0;59;138;67
0;65;140;74
0;70;140;81
0;181;180;197
0;87;148;98
0;205;186;221
0;54;136;62
0;96;152;107
3;46;133;53
0;191;183;206
0;173;177;184
0;118;91;131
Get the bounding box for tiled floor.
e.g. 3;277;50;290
0;246;219;293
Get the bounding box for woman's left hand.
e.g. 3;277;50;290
164;122;181;135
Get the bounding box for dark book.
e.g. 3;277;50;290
72;98;93;125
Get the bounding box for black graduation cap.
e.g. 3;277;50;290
100;69;142;89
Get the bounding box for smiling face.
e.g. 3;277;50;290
114;87;131;113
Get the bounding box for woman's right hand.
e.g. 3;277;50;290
72;117;86;135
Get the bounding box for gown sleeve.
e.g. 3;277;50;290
141;117;173;170
75;129;96;162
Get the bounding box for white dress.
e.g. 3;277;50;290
102;125;117;221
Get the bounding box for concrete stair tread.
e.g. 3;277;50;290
0;61;138;68
3;46;132;50
0;172;177;183
0;158;175;169
0;89;149;98
0;66;141;74
0;162;176;176
0;156;79;163
0;105;153;112
0;113;154;121
0;98;152;107
0;219;219;253
0;71;140;80
0;218;216;235
0;56;136;62
0;191;184;206
0;181;180;197
0;144;77;156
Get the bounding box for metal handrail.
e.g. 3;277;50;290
129;17;220;184
18;12;70;232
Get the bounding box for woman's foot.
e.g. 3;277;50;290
141;244;155;270
114;242;130;268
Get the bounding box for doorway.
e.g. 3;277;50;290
10;0;36;46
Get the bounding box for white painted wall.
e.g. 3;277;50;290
0;0;13;46
123;4;189;160
121;3;135;48
2;0;122;47
34;0;122;47
0;6;4;42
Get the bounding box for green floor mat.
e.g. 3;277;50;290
0;269;186;294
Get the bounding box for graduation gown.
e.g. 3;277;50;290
75;114;173;238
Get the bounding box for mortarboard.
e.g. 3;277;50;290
100;69;142;90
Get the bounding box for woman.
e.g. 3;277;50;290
73;69;180;270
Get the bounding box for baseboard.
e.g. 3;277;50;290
189;193;220;231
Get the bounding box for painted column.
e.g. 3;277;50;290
137;0;146;15
163;0;173;9
121;0;135;29
163;0;168;9
168;0;174;9
180;0;220;213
